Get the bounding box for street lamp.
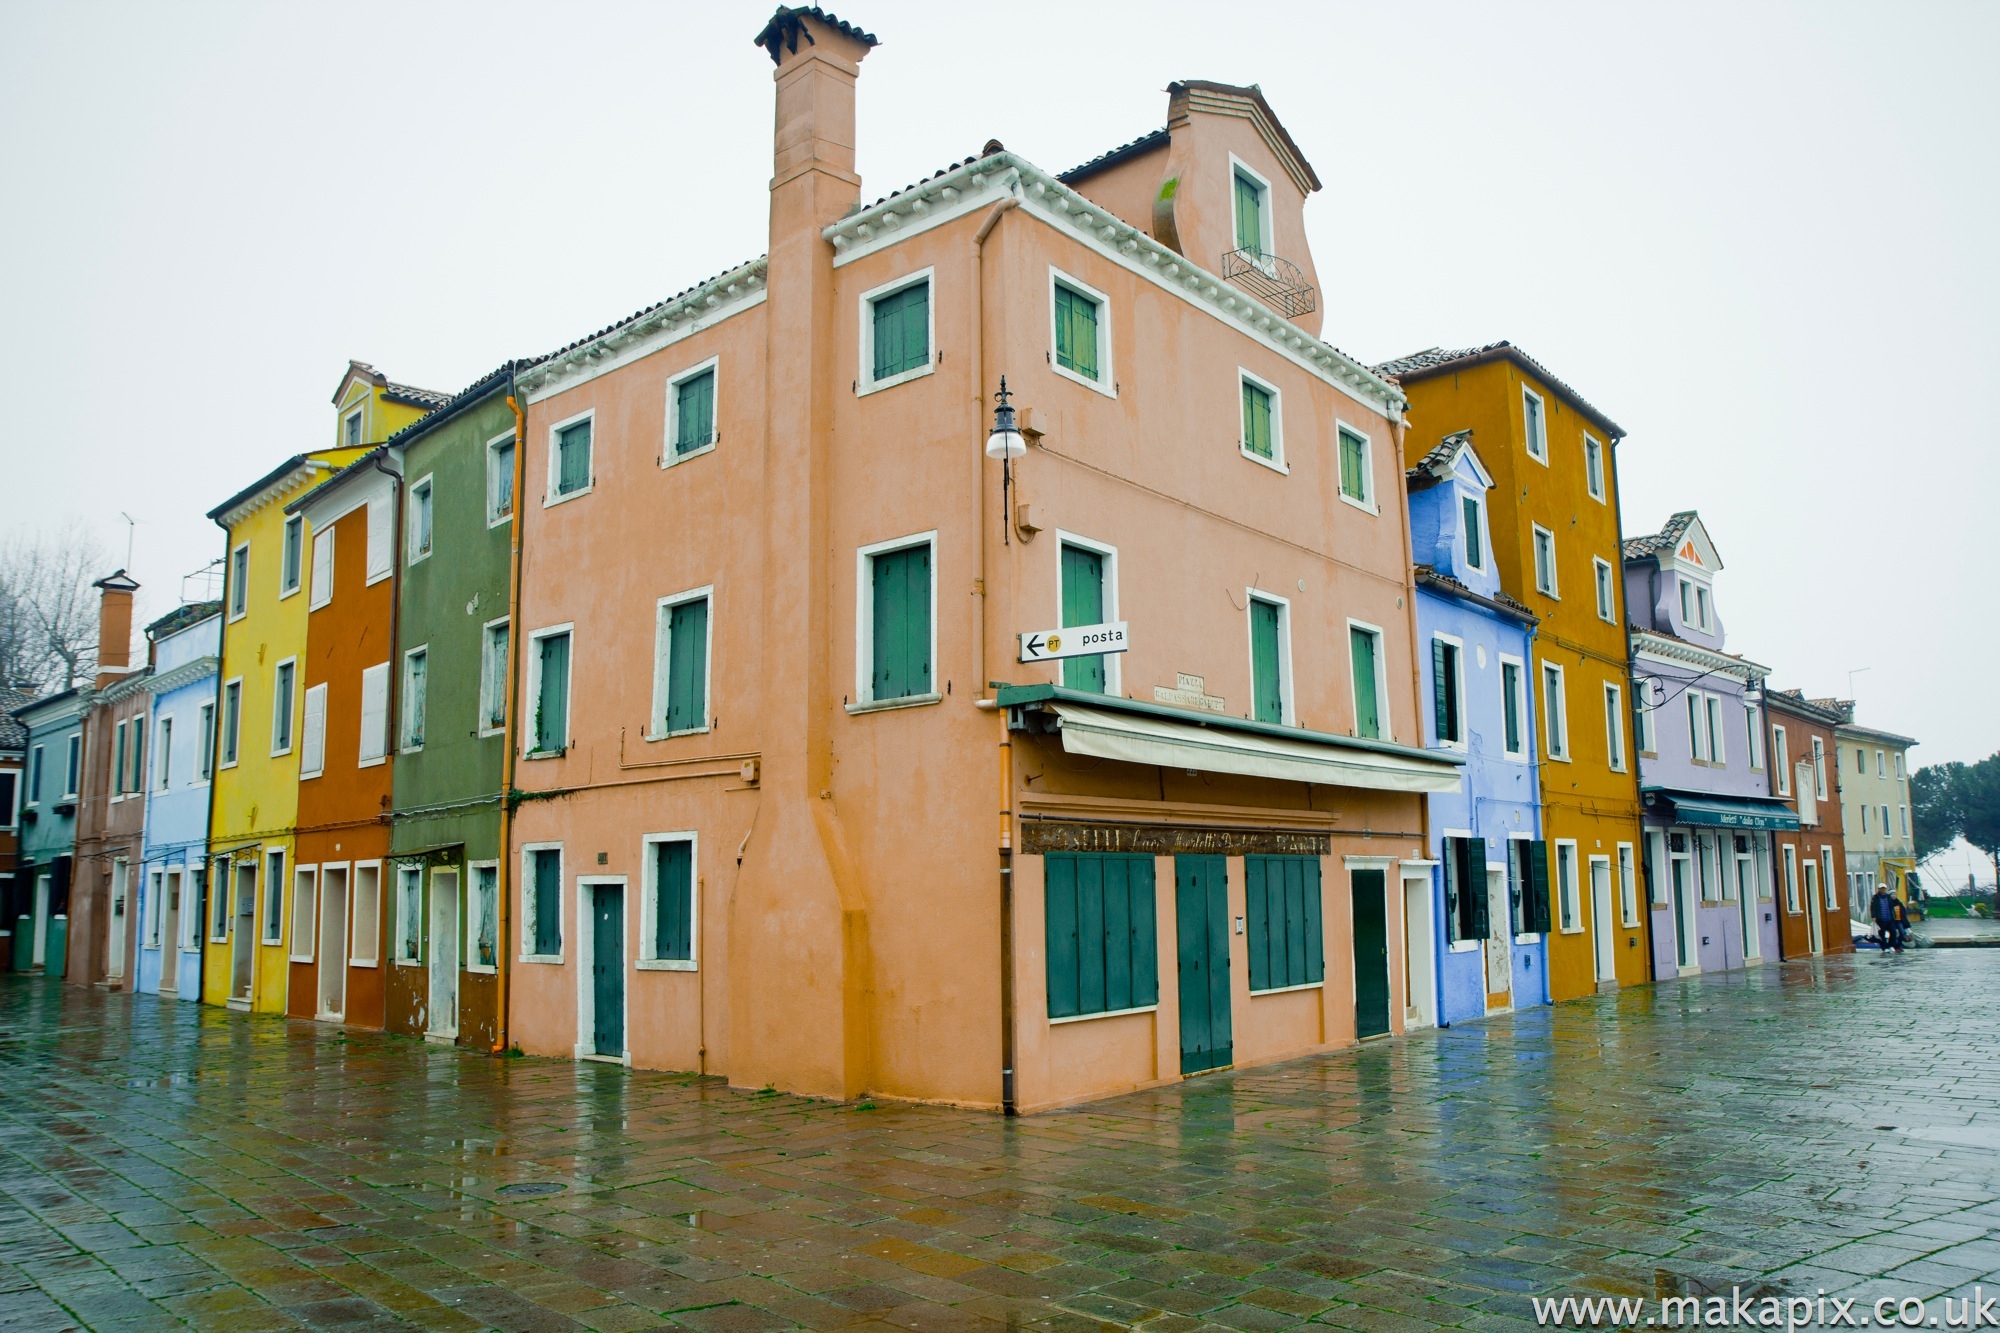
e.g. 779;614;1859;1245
987;376;1025;544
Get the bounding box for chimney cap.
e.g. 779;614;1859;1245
753;6;878;65
92;569;140;593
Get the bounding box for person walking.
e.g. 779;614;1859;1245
1889;895;1911;953
1869;884;1898;952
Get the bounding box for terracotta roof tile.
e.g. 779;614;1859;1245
1374;341;1625;440
1058;127;1170;184
1623;510;1697;561
753;6;878;64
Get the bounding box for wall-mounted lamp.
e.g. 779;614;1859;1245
988;376;1025;545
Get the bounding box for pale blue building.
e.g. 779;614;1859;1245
134;602;222;998
1404;433;1547;1027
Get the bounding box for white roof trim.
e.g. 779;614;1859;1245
1630;631;1767;682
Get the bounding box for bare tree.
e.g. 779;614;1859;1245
0;523;111;692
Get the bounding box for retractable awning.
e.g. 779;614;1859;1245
1645;788;1800;832
1004;688;1463;795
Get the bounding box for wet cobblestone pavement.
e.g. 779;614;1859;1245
4;953;1998;1333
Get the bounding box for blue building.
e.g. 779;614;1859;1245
11;687;89;973
135;602;222;999
1405;433;1547;1026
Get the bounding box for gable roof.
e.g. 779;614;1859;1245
1405;429;1491;493
1168;81;1320;194
1373;341;1626;441
0;687;29;752
206;453;337;526
1624;510;1721;571
1059;127;1170;184
329;359;450;411
1764;688;1849;728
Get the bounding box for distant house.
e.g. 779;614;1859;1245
134;600;222;998
1763;688;1852;956
71;572;150;990
11;685;86;973
1835;716;1919;910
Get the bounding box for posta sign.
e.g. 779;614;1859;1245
1019;621;1129;664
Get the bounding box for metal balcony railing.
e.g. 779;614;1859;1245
1221;248;1317;319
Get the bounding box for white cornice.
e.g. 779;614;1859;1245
214;460;334;530
1630;630;1767;682
822;153;1405;419
515;258;769;405
144;656;219;699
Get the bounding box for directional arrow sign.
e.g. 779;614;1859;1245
1019;621;1129;664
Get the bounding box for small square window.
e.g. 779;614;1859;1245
1049;269;1113;395
1523;388;1547;462
1338;426;1373;507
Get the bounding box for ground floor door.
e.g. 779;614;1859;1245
1402;871;1436;1030
231;863;257;999
1483;866;1512;1007
108;860;128;981
1174;855;1231;1074
590;884;624;1058
429;870;459;1040
160;871;181;995
1805;872;1824;954
1352;868;1390;1038
1590;857;1616;984
1734;839;1761;960
32;875;50;968
1670;838;1695;970
317;867;348;1020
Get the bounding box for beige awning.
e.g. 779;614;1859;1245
1050;703;1464;795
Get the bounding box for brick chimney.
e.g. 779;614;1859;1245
92;570;139;689
756;6;876;221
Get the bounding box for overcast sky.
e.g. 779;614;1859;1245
3;0;1993;767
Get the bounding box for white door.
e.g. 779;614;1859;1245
428;870;459;1039
1401;871;1436;1030
108;860;128;980
1804;875;1824;955
231;863;257;999
33;875;51;967
317;867;348;1020
1483;867;1512;1004
1590;857;1616;983
1736;844;1761;960
160;871;181;994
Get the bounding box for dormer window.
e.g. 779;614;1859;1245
1462;493;1484;571
1680;580;1694;625
344;410;363;449
1696;585;1711;630
1232;162;1271;259
1679;578;1712;631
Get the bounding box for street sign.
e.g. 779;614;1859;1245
1019;621;1129;664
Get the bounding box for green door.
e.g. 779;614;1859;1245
1251;602;1283;724
1060;545;1106;693
1175;855;1232;1074
1351;869;1389;1038
591;885;624;1057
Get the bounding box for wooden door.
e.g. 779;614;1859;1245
591;885;624;1057
1174;855;1231;1074
1352;868;1390;1038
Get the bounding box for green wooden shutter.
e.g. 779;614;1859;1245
666;599;708;733
1241;381;1272;459
1527;840;1552;934
1055;285;1099;381
1431;639;1449;743
558;420;591;494
1351;628;1380;739
1503;662;1522;753
1340;428;1368;501
872;283;929;380
1060;545;1106;693
1247;856;1322;991
1465;838;1490;940
1251;601;1283;724
536;632;569;752
872;546;931;701
1245;857;1271;991
676;370;715;453
1463;495;1482;569
533;849;562;956
1234;171;1262;253
654;840;693;961
1045;853;1156;1019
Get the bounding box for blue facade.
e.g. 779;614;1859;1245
11;688;88;973
135;605;222;998
1407;436;1545;1027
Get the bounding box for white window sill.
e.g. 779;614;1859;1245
1241;448;1288;475
395;957;424;969
663;441;717;468
636;958;697;972
466;964;497;976
399;744;424;756
218;761;239;771
1051;361;1115;399
487;511;515;529
278;586;301;601
520;953;563;965
270;748;293;759
228;611;248;624
846;693;943;715
308;598;331;613
1559;925;1584;935
545;485;593;508
349;958;379;969
300;769;323;782
408;551;432;568
858;363;934;398
1513;932;1542;944
289;953;315;965
1338;492;1378;516
1526;449;1549;467
1250;980;1324;996
358;755;386;769
1545;752;1571;764
1447;940;1481;954
1049;1002;1156;1026
1536;588;1559;601
644;726;711;743
478;726;505;740
523;748;568;761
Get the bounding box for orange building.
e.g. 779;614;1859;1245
503;8;1461;1110
1764;689;1852;957
1377;346;1647;999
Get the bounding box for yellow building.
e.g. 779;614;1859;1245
200;363;442;1011
1377;345;1647;999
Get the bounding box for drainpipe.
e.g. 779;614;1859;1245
495;372;527;1055
973;186;1020;1113
200;514;231;1000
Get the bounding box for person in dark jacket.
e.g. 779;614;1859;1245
1890;895;1911;952
1870;885;1898;952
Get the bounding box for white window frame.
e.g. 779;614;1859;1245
465;859;499;975
1498;653;1528;760
299;681;328;780
1053;530;1121;698
1462;490;1486;571
486;429;517;528
406;473;434;565
307;525;335;611
1706;693;1727;766
639;831;699;971
156;714;174;791
1228;154;1275;258
1617;843;1638;927
1900;804;1909;836
1555;839;1581;933
1047;267;1115;399
394;864;424;966
1680;580;1696;627
1541;661;1569;761
344;406;364;449
25;744;42;808
1583;433;1606;502
262;848;286;944
219;679;242;769
1532;524;1559;597
574;876;630;1062
1876;749;1886;778
1772;725;1791;795
269;657;297;758
145;868;164;948
523;623;577;756
520;842;565;964
650;587;715;739
1237;367;1287;474
1604;682;1626;773
1895;752;1905;780
853;532;940;710
1781;844;1800;914
545;407;596;506
858;267;937;397
1593;557;1616;623
64;733;81;799
228;543;250;621
289;864;318;963
358;661;390;768
1745;703;1764;770
664;356;721;465
0;767;17;828
1522;386;1548;464
279;514;305;599
400;645;428;753
1431;631;1467;751
349;860;381;966
1335;420;1377;513
1247;591;1296;727
1346;618;1389;742
478;617;510;738
1693;584;1710;630
1634;682;1656;756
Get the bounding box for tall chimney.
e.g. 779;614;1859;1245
757;6;876;223
92;570;139;689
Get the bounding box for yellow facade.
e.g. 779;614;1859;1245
1392;351;1647;999
200;365;435;1011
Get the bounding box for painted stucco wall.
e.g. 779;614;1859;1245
135;610;220;999
1767;699;1852;957
73;678;151;990
1836;726;1916;904
14;692;86;972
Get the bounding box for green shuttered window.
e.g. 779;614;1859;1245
652;840;693;963
1463;495;1483;570
556;419;592;496
1509;838;1552;935
675;369;715;454
1502;660;1524;754
1350;627;1381;739
1245;855;1323;992
1060;545;1106;693
872;282;929;381
1445;837;1490;943
1339;427;1370;503
1251;600;1284;724
1432;638;1461;745
1241;380;1275;460
1045;853;1158;1019
1234;170;1264;254
535;631;570;754
660;597;709;735
531;848;562;956
1054;283;1100;381
870;545;931;701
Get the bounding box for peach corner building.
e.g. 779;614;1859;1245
504;7;1463;1111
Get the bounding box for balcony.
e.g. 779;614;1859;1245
1221;249;1316;320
